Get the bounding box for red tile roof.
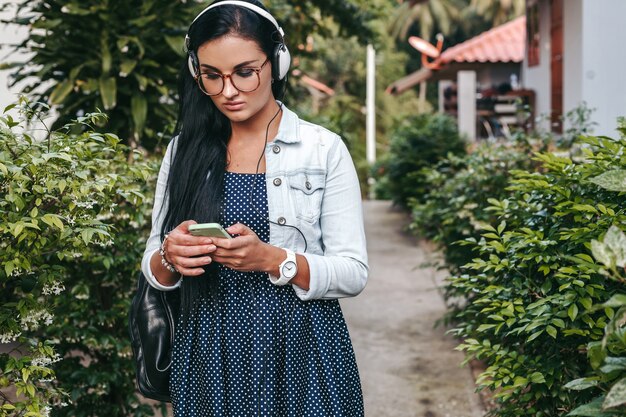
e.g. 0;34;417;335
386;16;526;95
439;16;526;64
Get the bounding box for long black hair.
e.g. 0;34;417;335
160;0;287;321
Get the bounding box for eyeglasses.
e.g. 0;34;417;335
195;58;270;96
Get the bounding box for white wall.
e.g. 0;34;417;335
524;0;626;137
0;1;29;112
580;0;626;137
521;0;552;130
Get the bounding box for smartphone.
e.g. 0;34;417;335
188;223;232;239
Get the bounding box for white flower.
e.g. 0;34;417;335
19;309;54;331
10;268;23;277
0;330;21;344
42;281;65;296
31;353;62;367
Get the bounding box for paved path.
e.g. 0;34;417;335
340;200;484;417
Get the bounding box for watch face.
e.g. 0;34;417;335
282;260;297;279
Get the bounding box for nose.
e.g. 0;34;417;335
221;76;239;98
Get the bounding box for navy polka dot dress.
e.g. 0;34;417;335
170;172;364;416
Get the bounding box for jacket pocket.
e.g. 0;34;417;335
288;173;325;223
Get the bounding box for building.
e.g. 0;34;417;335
387;16;529;141
524;0;626;136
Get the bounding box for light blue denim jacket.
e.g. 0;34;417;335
141;103;368;301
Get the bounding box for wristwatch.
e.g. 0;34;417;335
269;249;298;286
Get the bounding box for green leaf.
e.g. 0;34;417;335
164;35;185;56
80;229;96;245
546;325;557;339
529;372;546;384
42;214;64;231
12;222;24;237
119;59;138;77
604;226;626;267
477;324;496;332
573;204;598;213
596;294;626;309
497;221;506;235
564;378;599;391
99;77;117;110
568;397;614;416
134;73;148;91
591;240;613;268
588;342;606;369
581;298;593;311
600;357;626;374
568;303;579;321
101;36;112;74
590;170;626;192
131;94;147;138
49;79;74;105
527;330;544;342
603;377;626;409
575;253;595;263
513;376;528;387
5;261;14;277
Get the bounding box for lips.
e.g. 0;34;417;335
223;101;245;111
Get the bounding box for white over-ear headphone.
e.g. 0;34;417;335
185;0;291;81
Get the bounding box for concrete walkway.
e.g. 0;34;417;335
340;200;484;417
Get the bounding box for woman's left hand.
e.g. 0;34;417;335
211;223;272;272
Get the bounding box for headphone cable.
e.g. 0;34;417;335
249;102;308;252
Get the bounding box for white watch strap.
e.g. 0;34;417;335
269;249;297;286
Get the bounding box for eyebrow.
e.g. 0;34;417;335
199;59;260;72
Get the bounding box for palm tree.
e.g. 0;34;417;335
468;0;525;26
390;0;525;41
390;0;463;40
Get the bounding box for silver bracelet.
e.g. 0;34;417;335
159;234;177;273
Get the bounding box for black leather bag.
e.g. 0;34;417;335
128;272;180;402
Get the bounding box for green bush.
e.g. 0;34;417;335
0;99;157;417
375;113;466;206
564;174;626;416
409;141;535;274
400;118;626;415
448;127;626;416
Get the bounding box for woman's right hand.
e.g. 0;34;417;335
162;220;217;276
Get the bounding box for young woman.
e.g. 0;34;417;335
141;0;368;415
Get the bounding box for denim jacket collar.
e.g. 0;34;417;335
273;101;301;144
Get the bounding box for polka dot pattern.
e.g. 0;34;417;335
170;172;363;416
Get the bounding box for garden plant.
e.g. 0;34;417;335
0;99;158;417
374;113;466;207
387;118;626;416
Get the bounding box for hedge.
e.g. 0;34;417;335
405;121;626;416
0;99;160;417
